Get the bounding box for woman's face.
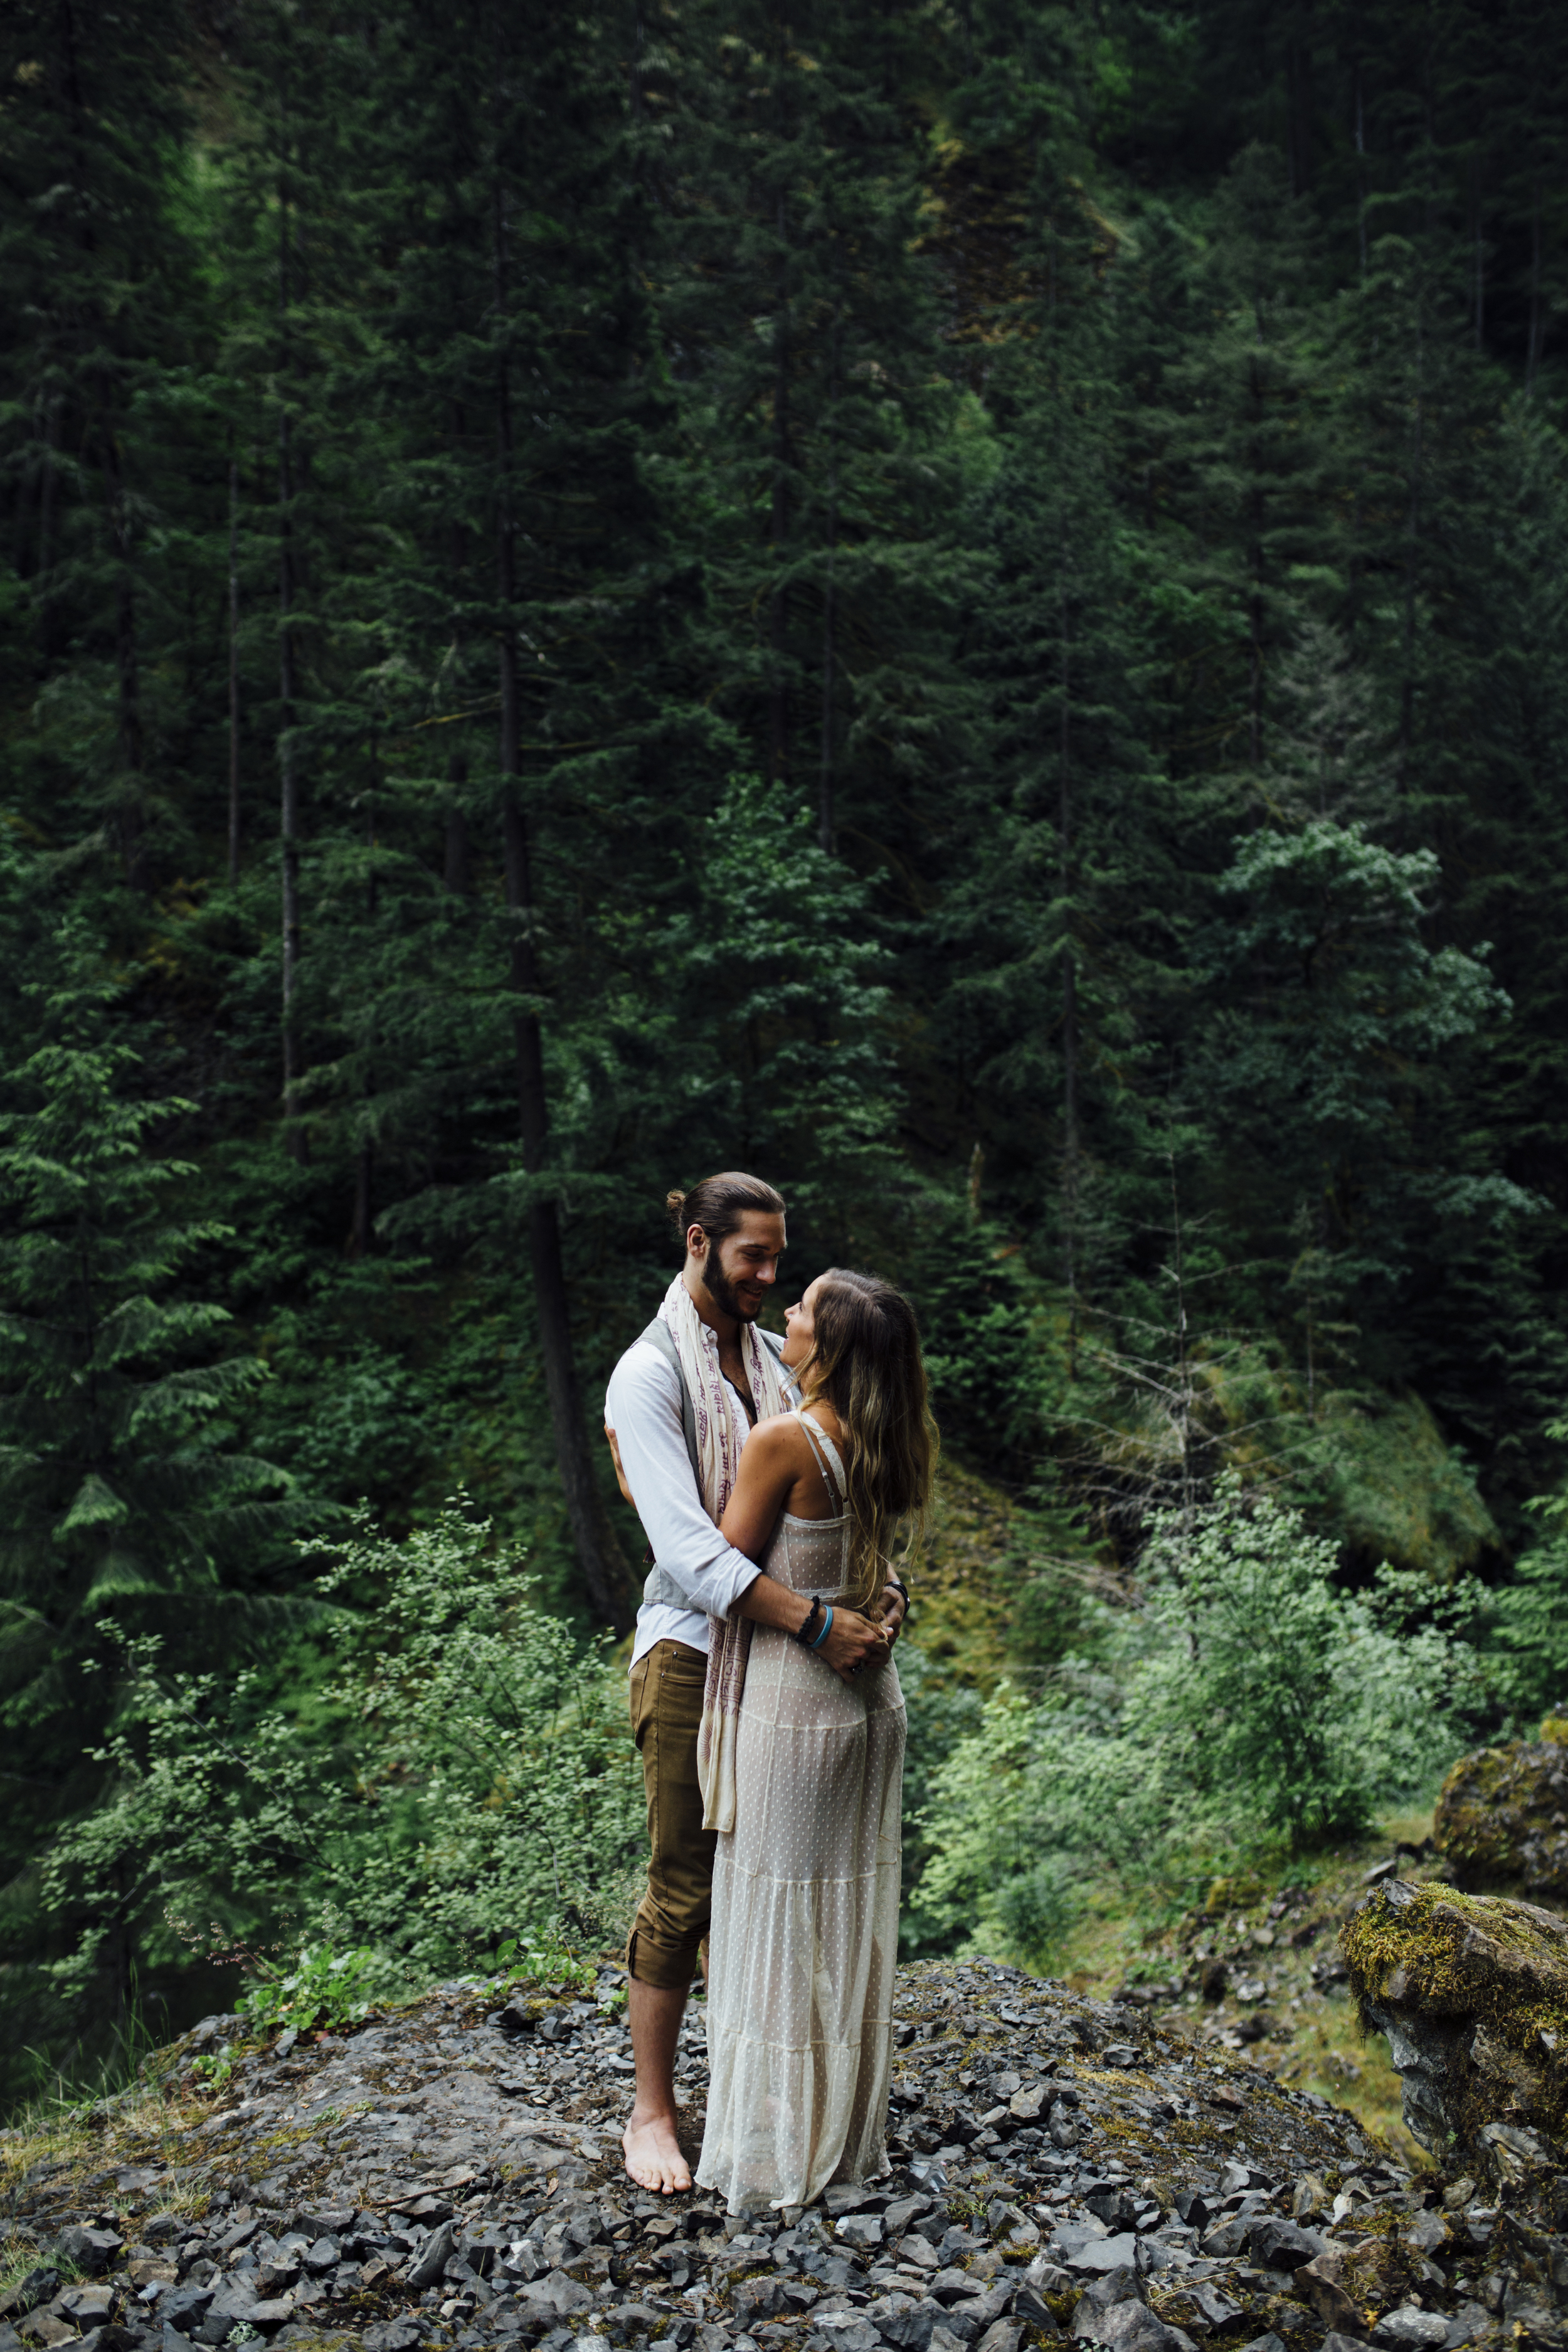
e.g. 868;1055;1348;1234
780;1276;823;1370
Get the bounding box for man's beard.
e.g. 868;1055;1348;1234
702;1242;759;1323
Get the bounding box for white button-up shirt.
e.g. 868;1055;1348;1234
605;1336;765;1668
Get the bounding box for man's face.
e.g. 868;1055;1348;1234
694;1210;786;1324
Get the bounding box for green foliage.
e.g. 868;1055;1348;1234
1488;1418;1568;1717
909;1482;1483;1966
486;1934;600;1998
1488;1538;1568;1721
899;1206;1046;1474
237;1944;381;2034
0;930;296;2067
38;1508;644;2007
10;0;1568;2092
894;1642;985;1956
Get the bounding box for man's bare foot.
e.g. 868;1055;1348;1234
623;2106;692;2195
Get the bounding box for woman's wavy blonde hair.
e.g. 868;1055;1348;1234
794;1269;938;1614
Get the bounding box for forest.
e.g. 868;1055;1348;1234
4;0;1568;2114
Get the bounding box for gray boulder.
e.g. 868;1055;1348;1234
1434;1722;1568;1897
1069;2268;1145;2339
53;2227;124;2277
1084;2304;1190;2352
406;2219;457;2289
1372;2314;1450;2349
1341;1877;1568;2159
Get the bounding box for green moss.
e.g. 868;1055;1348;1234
1341;1881;1568;2140
1433;1725;1568;1893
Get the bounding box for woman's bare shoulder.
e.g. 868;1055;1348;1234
751;1409;807;1447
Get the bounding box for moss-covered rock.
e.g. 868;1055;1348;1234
1340;1878;1568;2164
1434;1717;1568;1895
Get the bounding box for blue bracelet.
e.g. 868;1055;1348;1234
808;1604;834;1650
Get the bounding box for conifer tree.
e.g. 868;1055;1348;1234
0;917;291;1980
658;0;968;849
0;0;207;877
1156;142;1333;779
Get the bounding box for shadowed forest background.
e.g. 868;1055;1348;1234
6;0;1568;2116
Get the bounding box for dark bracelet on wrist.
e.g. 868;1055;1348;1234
891;1575;911;1623
793;1596;825;1648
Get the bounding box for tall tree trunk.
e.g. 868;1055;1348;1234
1528;183;1545;389
34;395;60;657
350;1143;374;1259
1059;547;1079;1383
1248;332;1264;766
349;734;378;1258
278;112;306;1162
769;191;791;783
100;408;145;885
1399;294;1424;787
1286;33;1313;198
1353;61;1367;277
493;174;630;1633
817;301;840;856
445;751;472;896
228;455;241;884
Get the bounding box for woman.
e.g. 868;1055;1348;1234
694;1268;937;2213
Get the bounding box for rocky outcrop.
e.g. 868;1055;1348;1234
4;1953;1568;2352
1434;1719;1568;1899
1341;1880;1568;2166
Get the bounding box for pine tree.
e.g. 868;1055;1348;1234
657;0;968;851
1156;142;1334;780
940;317;1185;1355
318;0;724;1626
0;0;209;880
0;916;291;2001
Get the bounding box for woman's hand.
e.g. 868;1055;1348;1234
818;1605;891;1685
880;1580;907;1644
605;1424;635;1508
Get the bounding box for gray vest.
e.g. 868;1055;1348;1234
636;1318;791;1614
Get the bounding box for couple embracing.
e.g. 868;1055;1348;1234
604;1171;936;2215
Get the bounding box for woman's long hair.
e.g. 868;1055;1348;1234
794;1269;938;1613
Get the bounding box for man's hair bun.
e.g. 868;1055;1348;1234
665;1172;786;1251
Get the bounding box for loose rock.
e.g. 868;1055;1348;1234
1340;1878;1568;2158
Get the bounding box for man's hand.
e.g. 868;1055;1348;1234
733;1575;890;1684
818;1604;891;1685
881;1579;908;1644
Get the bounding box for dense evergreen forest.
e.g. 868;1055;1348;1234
6;0;1568;2105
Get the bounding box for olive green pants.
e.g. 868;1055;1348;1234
627;1639;717;1989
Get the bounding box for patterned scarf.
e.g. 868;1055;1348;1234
656;1273;791;1834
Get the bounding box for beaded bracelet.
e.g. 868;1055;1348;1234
792;1596;824;1649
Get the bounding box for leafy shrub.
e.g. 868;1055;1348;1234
1489;1419;1568;1719
910;1480;1483;1965
486;1932;599;1996
40;1507;644;2004
895;1642;985;1954
238;1944;382;2033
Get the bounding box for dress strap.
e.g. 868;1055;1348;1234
793;1407;847;1504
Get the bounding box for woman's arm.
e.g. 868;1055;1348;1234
718;1419;798;1560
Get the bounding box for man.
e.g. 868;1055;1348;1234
605;1170;907;2195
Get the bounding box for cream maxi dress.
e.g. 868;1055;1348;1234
696;1413;906;2213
